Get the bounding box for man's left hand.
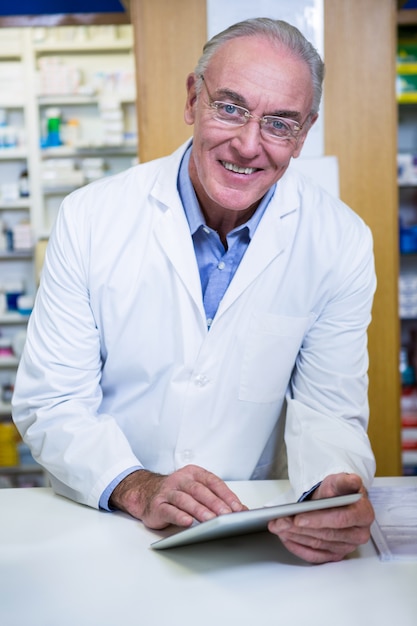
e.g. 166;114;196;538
267;473;375;564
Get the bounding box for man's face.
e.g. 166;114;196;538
184;36;317;219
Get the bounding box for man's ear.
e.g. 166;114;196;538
184;73;198;126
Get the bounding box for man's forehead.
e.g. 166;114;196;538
208;36;308;82
211;35;294;65
205;36;312;105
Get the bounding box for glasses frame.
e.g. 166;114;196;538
199;74;310;142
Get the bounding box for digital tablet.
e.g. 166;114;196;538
150;492;362;550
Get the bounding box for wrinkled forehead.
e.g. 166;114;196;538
208;35;309;75
205;36;314;112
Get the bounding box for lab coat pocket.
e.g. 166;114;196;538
239;313;312;403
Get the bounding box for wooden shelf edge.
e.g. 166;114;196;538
398;9;417;25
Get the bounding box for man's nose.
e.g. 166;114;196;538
230;119;262;157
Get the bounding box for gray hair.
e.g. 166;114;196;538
194;17;325;115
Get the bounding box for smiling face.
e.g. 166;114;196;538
184;35;317;229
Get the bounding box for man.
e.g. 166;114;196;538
12;18;376;564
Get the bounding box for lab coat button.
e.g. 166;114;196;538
194;374;209;387
182;449;194;462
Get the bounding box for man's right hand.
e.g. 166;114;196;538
108;465;247;529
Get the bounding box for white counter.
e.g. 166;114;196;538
1;477;416;626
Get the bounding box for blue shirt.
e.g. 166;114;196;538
99;145;276;510
178;145;275;328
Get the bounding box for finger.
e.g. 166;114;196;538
171;465;247;515
276;523;371;546
143;500;196;529
168;487;228;521
269;504;360;534
279;536;352;564
312;472;363;500
142;484;217;528
147;487;233;529
275;524;363;563
174;478;247;521
187;466;247;512
144;466;247;527
333;473;364;496
294;496;374;531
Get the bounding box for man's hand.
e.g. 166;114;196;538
268;473;375;564
109;464;247;529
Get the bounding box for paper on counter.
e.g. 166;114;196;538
369;484;417;561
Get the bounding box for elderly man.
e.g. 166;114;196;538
13;18;376;564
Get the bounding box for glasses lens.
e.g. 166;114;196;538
262;116;300;139
209;94;304;141
212;102;247;125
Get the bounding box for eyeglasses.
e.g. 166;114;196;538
200;75;309;142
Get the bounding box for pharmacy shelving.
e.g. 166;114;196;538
397;32;417;476
0;23;138;487
32;24;137;237
2;24;137;237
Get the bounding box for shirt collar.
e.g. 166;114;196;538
178;143;276;238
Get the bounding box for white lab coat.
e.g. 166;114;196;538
12;141;376;508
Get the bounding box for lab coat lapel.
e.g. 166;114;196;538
150;143;205;315
217;172;300;316
148;143;301;321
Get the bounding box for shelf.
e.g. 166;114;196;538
0;149;28;160
0;356;19;369
0;47;22;60
0;313;30;324
400;251;417;257
42;185;83;196
0;465;43;476
0;402;11;417
0;199;31;210
41;144;137;158
0;250;33;260
0;100;26;109
38;94;136;107
38;94;101;106
0;464;47;487
33;39;134;54
397;62;417;73
398;9;417;26
399;101;417;108
398;93;417;103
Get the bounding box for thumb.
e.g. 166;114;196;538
313;473;363;500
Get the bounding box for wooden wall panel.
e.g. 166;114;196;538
324;0;402;475
129;0;207;162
